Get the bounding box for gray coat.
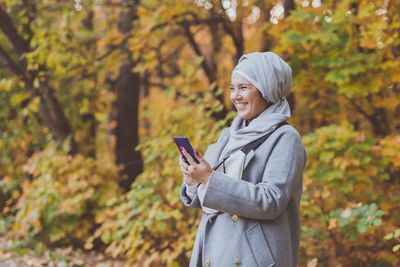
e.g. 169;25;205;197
180;124;306;267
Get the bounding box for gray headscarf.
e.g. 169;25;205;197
220;52;292;159
232;52;292;104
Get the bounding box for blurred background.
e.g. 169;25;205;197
0;0;399;266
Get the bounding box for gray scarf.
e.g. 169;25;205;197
220;52;292;159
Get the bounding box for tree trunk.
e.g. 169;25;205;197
112;0;143;190
283;0;295;18
258;1;275;51
37;85;78;154
81;10;97;157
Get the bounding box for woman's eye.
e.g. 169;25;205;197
240;87;247;90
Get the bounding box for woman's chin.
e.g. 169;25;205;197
238;113;250;121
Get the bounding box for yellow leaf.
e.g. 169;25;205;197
328;218;338;230
307;258;318;267
137;7;147;17
366;166;378;176
373;96;400;109
380;202;391;214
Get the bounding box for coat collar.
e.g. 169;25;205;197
207;133;256;171
207;136;229;168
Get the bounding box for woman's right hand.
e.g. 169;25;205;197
179;154;198;186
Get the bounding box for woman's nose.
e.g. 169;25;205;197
232;90;242;99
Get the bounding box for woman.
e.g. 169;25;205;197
179;52;306;267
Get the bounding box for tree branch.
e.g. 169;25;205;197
150;11;221;33
0;45;24;75
182;24;216;83
343;95;373;122
0;4;30;55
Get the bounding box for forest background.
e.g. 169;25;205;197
0;0;399;266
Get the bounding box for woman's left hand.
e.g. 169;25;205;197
180;148;212;184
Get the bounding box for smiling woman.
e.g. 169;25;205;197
178;51;306;267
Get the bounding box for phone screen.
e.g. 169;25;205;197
173;136;199;164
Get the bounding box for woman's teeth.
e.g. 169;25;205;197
236;103;247;110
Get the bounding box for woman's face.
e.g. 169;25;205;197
230;73;269;124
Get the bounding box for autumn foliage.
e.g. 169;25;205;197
0;0;399;266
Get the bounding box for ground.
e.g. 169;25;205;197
0;235;127;267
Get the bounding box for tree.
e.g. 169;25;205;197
110;0;143;189
0;1;77;154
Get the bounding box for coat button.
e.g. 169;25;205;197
205;260;210;266
234;259;241;265
232;214;239;221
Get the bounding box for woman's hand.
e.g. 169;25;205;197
179;153;198;186
179;148;212;185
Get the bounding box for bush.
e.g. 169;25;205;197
11;142;122;247
300;123;400;265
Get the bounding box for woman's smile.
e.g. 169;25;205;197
235;102;248;110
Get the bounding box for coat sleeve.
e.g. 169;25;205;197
202;131;306;220
180;183;203;209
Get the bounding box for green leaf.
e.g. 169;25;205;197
10;93;26;106
33;78;40;88
288;9;315;23
357;224;367;233
372;218;381;226
395;229;400;238
283;31;308;42
384;233;394;240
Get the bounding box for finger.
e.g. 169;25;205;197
181;165;191;176
179;162;190;173
179;156;191;172
179;149;189;165
179;162;189;174
179;154;187;166
179;161;186;170
181;167;190;175
195;150;208;165
181;147;196;166
195;150;203;162
178;154;190;171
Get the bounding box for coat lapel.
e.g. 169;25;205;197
243;149;255;170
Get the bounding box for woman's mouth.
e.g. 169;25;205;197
236;102;248;111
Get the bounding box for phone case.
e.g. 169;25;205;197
173;136;200;164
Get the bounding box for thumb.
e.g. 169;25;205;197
195;150;205;162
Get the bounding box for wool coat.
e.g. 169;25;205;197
180;124;306;267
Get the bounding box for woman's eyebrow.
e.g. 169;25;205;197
230;83;251;86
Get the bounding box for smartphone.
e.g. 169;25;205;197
173;136;200;164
